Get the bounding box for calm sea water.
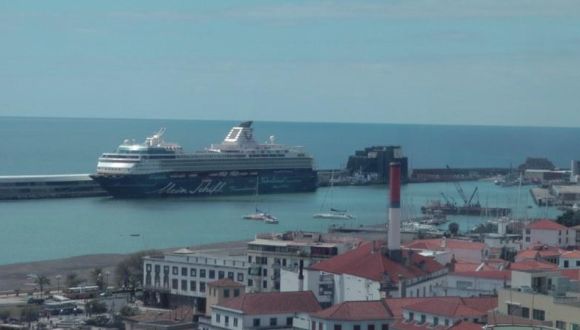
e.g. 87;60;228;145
0;117;572;265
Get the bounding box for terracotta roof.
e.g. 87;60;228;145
384;296;496;319
516;245;565;262
311;300;392;321
560;269;580;281
526;219;567;230
215;291;321;315
404;298;488;318
509;259;558;271
404;238;485;251
310;241;446;283
392;319;446;330
208;278;244;288
562;250;580;259
453;260;506;272
450;320;483;330
451;270;511;280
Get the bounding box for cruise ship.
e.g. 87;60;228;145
90;121;317;198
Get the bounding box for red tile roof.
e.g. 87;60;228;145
562;250;580;259
392;320;446;330
404;298;490;318
384;296;496;319
509;259;558;271
449;320;484;330
526;219;567;230
560;269;580;281
516;245;565;262
452;270;511;280
453;260;507;272
215;291;321;315
310;241;446;283
208;278;244;288
311;300;392;321
404;238;485;251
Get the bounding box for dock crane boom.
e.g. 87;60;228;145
446;165;469;204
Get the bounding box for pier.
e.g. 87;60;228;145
0;174;107;200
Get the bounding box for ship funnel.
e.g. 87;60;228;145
387;162;402;261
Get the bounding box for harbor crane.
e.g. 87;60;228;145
446;165;479;206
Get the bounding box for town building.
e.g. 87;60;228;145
522;220;575;249
550;185;580;205
282;241;448;306
433;270;510;297
497;268;580;329
346;146;408;183
246;231;360;293
142;248;248;311
205;279;245;317
199;291;321;330
515;245;565;264
403;238;487;264
294;300;393;330
559;250;580;269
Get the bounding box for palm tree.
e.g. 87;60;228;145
35;275;50;299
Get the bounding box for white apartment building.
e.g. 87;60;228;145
142;248;248;311
522;220;575;249
246;232;358;292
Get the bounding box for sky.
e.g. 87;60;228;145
1;0;580;126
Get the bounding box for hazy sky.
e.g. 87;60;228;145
1;0;580;126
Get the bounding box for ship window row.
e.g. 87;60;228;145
0;181;95;187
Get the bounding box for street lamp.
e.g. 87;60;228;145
55;275;62;294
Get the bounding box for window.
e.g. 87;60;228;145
225;316;229;327
172;279;178;289
219;271;225;279
334;325;342;330
146;264;151;271
209;270;215;279
408;312;414;321
237;273;244;282
381;325;389;330
312;321;316;330
190;281;196;291
526;237;530;242
181;267;187;276
200;282;206;292
286;317;293;326
234;318;238;327
556;321;566;330
457;281;473;289
434;317;439;326
533;309;545;321
571;323;580;330
234;288;240;297
445;319;450;326
200;269;206;278
216;313;221;323
522;307;530;318
224;289;230;298
253;318;260;327
190;268;197;277
420;315;426;324
263;268;268;276
270;318;277;326
368;325;375;330
577;261;580;267
172;266;178;275
354;326;361;330
248;279;253;287
263;280;267;289
228;272;234;279
564;260;569;268
248;256;252;263
181;280;187;291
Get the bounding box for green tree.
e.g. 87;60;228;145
120;305;139;317
86;300;108;315
65;273;83;288
91;267;105;290
115;250;160;292
34;275;50;298
448;222;459;236
556;210;580;227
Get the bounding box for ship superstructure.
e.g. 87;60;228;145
91;121;317;197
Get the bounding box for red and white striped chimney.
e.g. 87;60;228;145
388;162;402;260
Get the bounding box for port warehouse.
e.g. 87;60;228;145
0;174;106;200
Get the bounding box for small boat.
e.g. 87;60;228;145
313;208;354;220
129;234;141;237
243;208;278;223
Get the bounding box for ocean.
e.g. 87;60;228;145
0;117;572;265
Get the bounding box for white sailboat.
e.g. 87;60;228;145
313;172;354;220
242;177;279;224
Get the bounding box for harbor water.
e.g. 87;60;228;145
0;117;573;265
